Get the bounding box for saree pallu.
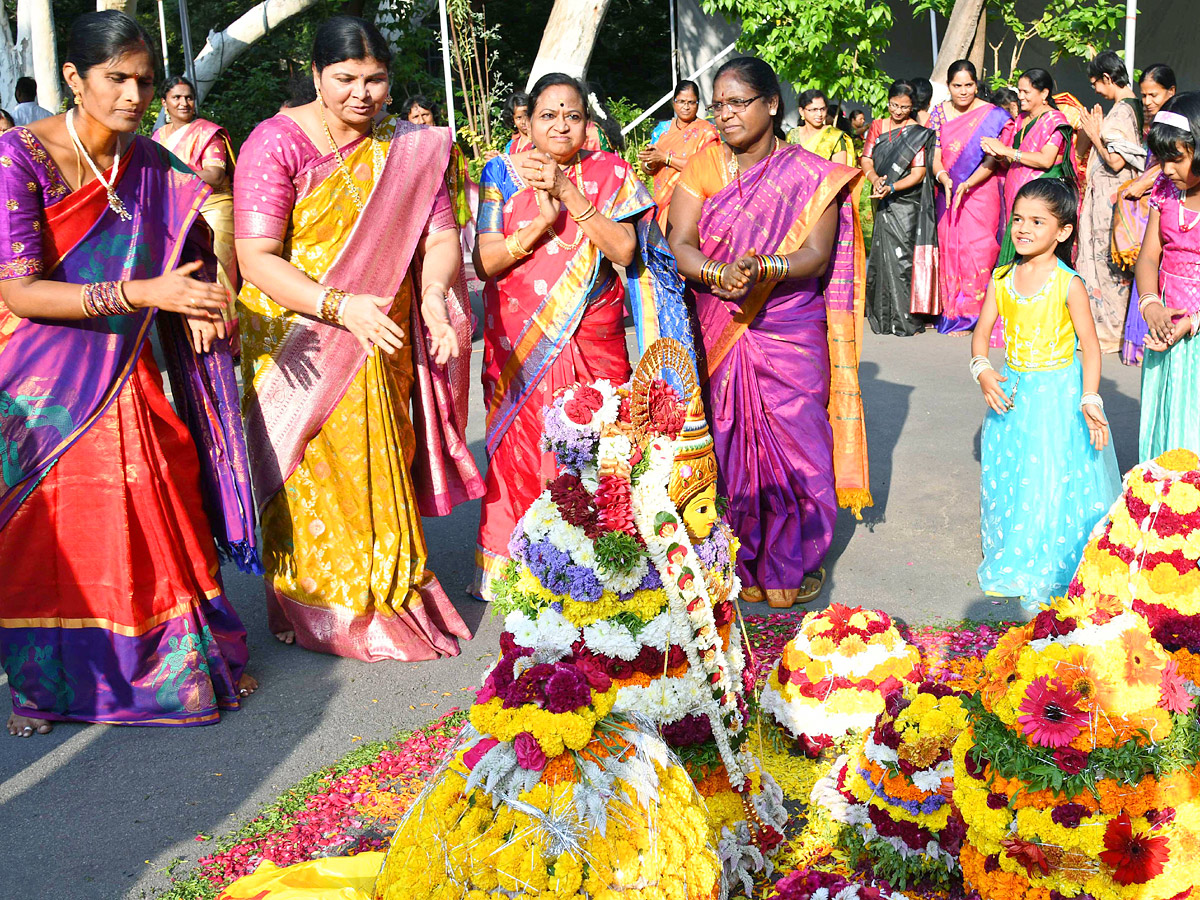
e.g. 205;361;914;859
472;152;693;599
239;120;481;661
0;137;256;725
153;119;239;318
932;104;1012;336
693;144;870;590
1078;99;1143;354
1114;149;1155;366
866;125;938;336
650;118;719;230
997;110;1074;266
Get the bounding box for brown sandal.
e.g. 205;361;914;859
739;586;766;603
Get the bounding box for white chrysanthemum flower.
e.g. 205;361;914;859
505;610;538;648
537;609;580;654
911;768;943;793
584;619;640;660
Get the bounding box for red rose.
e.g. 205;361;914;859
647;379;685;437
618;394;632;423
563;398;593;425
605;658;634;679
1054;747;1089;775
667;645;687;669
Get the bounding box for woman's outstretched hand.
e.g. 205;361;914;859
420;287;460;366
341;294;406;355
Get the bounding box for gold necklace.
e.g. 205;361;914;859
320;105;384;213
65;109;130;220
726;137;779;183
546;158;588;251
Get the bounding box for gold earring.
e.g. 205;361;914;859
386;95;393;104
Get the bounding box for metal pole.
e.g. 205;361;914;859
157;0;171;79
438;0;457;140
622;40;737;136
178;0;197;86
1124;0;1137;79
929;11;939;66
668;0;678;86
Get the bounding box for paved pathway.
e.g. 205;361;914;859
0;329;1144;899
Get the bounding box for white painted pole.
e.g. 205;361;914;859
621;40;737;136
929;11;939;65
1124;0;1137;79
438;0;457;140
157;0;171;78
668;0;678;86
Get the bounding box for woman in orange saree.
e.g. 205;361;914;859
235;17;482;660
0;12;257;735
152;76;239;308
471;73;692;600
639;80;719;231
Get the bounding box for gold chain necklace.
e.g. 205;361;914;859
65;109;131;220
725;136;779;183
546;158;588;251
320;105;384;212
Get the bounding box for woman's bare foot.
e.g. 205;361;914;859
766;588;800;609
7;714;52;737
274;630;295;645
237;673;259;698
739;586;766;603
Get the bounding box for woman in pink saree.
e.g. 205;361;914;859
234;17;482;661
981;68;1073;266
929;60;1012;335
152;76;238;306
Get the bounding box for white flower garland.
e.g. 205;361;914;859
632;437;752;789
760;683;882;742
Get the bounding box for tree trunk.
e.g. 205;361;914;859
930;0;985;84
193;0;322;103
0;2;31;113
525;0;613;90
969;6;986;74
96;0;138;14
18;0;60;111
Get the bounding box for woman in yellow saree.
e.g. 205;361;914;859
234;16;483;662
786;89;855;164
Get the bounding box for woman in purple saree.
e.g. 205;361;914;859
929;60;1012;336
0;12;257;736
234;18;481;661
669;57;870;609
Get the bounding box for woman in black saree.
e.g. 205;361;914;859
863;80;938;336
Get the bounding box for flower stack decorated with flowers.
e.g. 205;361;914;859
953;598;1200;900
818;681;969;892
481;339;786;894
760;605;923;755
1069;448;1200;685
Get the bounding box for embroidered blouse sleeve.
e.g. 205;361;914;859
234;118;308;242
0;137;47;279
424;180;457;236
476;156;513;234
200;131;229;170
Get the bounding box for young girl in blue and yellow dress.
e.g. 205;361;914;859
971;178;1122;609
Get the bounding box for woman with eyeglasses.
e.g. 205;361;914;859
667;56;871;608
928;59;1014;338
980;68;1074;266
786;89;853;165
639;80;718;231
862;79;938;336
471;73;690;600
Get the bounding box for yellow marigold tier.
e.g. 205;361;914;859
955;603;1200;900
1064;448;1200;658
375;730;721;900
761;604;922;746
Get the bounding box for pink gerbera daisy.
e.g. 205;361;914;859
1017;676;1088;748
1159;661;1196;714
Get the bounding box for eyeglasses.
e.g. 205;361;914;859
888;101;913;113
674;99;699;108
804;106;827;114
710;95;762;115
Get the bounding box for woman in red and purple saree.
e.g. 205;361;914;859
669;57;870;609
471;74;693;600
0;12;257;734
929;60;1013;336
235;17;481;661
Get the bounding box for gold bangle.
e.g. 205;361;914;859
571;204;598;224
506;232;531;260
319;287;349;324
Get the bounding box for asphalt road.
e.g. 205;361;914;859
0;327;1145;899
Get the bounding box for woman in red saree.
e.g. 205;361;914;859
152;76;238;308
235;18;481;661
639;80;719;231
0;12;257;736
668;57;870;608
471;73;692;600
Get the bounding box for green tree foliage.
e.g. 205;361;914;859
700;0;896;110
